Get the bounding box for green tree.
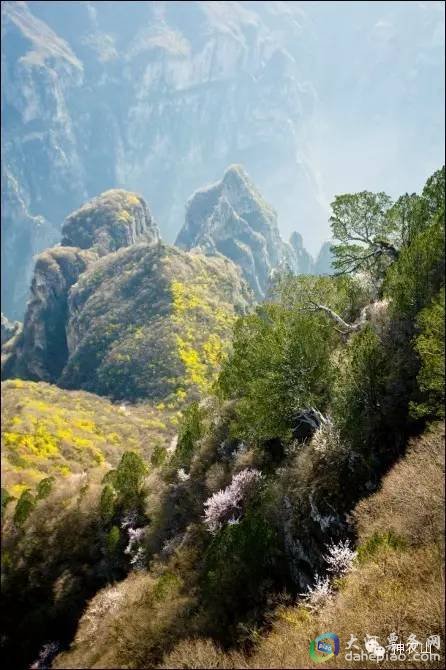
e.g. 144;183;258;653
330;191;395;278
100;484;116;524
174;402;203;468
386;193;428;247
218;304;333;441
114;451;148;508
384;221;445;319
106;525;121;555
421;165;445;219
411;288;445;419
36;476;55;500
1;488;14;519
13;489;36;526
333;327;389;458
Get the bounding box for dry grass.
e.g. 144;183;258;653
160;425;445;669
53;571;194;669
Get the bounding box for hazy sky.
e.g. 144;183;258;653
293;0;445;252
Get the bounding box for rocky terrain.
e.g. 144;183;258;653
1;0;323;320
3;188;251;401
176;165;310;297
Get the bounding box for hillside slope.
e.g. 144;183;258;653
3;189;251;401
162;424;445;669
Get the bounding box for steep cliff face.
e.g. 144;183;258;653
1;1;87;319
176;165;304;297
2;0;322;319
289;231;315;275
314;241;334;275
1;313;21;346
3;189;250;401
9;246;96;382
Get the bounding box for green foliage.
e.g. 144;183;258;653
107;525;121;555
384;220;445;319
13;489;36;526
1;487;14;519
386;193;428;247
100;484;116;524
218;303;333;441
174;402;203;467
421;165;445;218
272;273;373;323
329;191;395;278
411;288;445;419
36;476;55;500
356;531;407;564
150;443;167;467
333;327;389;456
2;166;444;670
203;501;280;636
114;451;148;509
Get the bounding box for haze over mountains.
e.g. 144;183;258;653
2;0;444;319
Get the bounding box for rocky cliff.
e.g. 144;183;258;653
176;165;309;297
3;189;250;401
1;0;323;319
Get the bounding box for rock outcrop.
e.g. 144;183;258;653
289;231;315;275
314;241;334;275
176;165;308;298
3;189;250;401
1;0;325;319
1;312;21;346
61;189;160;253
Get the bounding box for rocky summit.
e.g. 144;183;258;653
3;189;250;402
61;189;160;253
176;165;308;298
1;0;326;319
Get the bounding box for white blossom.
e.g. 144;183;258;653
177;468;190;482
120;510;139;529
124;526;147;570
323;539;357;575
300;574;333;611
30;641;60;669
203;468;262;534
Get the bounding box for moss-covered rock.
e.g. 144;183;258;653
61;189;160;253
60;243;250;400
4;189;250;401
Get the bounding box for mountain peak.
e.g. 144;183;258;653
176;166;304;298
61;189;160;254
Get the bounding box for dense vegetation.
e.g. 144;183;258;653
1;167;444;669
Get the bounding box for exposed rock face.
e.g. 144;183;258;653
1;313;21;346
10;247;96;382
1;1;87;319
314;241;334;275
176;165;305;298
1;169;59;320
61;189;160;253
2;0;324;319
289;231;315;275
4;190;250;401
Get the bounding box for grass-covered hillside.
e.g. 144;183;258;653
160;424;444;669
59;243;250;400
1;379;178;501
3;189;252;402
1;166;444;670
